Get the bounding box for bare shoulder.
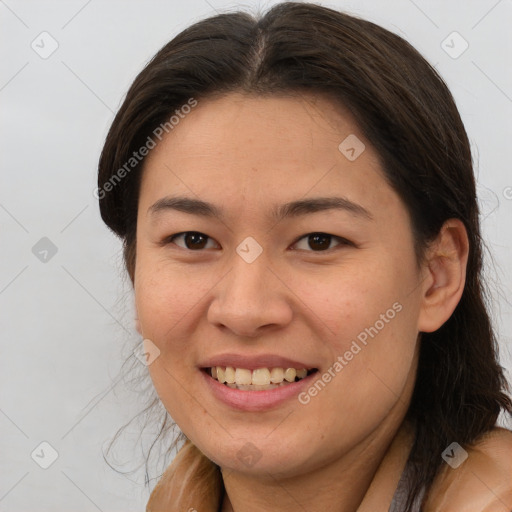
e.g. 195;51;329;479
425;427;512;512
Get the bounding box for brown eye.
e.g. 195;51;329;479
293;232;351;252
166;231;218;250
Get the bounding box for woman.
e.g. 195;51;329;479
97;2;512;511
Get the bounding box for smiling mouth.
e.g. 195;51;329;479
203;366;318;390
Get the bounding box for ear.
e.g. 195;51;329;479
417;218;469;333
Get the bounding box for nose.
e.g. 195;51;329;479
207;255;293;338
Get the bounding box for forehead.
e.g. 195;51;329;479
138;92;399;221
145;92;366;164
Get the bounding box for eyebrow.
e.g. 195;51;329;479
148;195;373;222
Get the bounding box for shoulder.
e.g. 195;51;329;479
425;427;512;512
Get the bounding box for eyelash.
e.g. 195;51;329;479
162;231;354;252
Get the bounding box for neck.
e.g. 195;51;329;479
220;415;414;512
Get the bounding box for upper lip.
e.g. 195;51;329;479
199;353;317;371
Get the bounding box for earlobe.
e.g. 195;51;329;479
417;219;469;333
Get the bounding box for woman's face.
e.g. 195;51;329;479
134;92;426;477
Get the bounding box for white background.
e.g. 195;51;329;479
1;0;511;510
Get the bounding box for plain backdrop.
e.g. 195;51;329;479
1;0;511;510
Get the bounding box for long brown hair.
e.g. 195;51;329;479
97;3;512;509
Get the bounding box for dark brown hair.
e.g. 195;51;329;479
98;2;512;509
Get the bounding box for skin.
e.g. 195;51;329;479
133;92;510;511
425;427;512;511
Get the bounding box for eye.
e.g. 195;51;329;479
164;231;219;250
162;231;352;252
292;232;352;252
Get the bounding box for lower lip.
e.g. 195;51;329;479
200;369;318;412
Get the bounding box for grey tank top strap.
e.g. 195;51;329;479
388;459;426;512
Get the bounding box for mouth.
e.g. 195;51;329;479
202;366;319;391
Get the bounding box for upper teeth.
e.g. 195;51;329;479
211;367;309;386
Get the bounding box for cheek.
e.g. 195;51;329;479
291;257;413;346
291;254;421;403
134;255;208;342
134;266;207;432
